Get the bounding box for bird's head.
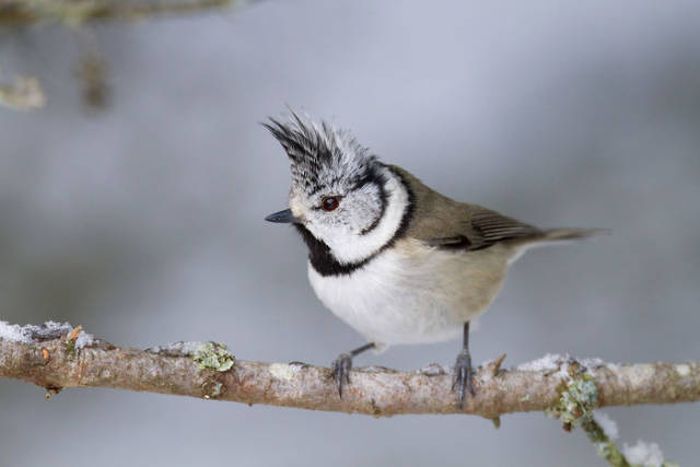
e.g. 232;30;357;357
263;112;410;267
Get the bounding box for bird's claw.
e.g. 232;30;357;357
332;353;353;398
452;349;475;408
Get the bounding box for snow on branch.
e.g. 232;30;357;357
1;321;698;420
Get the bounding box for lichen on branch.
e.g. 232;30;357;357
1;320;699;419
1;321;695;466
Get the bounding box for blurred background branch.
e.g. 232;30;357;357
0;71;44;109
0;0;235;27
0;0;251;110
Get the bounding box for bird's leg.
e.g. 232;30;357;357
452;322;476;408
332;342;375;398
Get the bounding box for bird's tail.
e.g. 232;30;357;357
508;228;607;264
539;227;609;243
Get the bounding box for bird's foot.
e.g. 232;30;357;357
331;352;353;398
452;349;475;408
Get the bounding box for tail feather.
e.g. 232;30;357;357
540;228;609;242
507;228;607;265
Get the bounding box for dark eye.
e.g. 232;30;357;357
321;196;341;212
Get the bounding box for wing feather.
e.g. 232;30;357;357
389;165;542;251
468;208;541;250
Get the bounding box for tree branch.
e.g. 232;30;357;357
1;321;698;419
0;0;237;27
0;74;45;110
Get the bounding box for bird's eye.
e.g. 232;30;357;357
321;196;341;212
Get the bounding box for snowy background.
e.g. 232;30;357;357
1;1;699;465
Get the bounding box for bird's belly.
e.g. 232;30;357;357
307;244;507;347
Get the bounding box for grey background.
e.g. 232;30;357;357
1;1;699;465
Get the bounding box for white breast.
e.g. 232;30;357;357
307;239;510;349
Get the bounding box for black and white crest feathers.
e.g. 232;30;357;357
263;113;382;195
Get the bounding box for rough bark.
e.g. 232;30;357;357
1;326;698;418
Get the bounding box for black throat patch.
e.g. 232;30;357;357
295;167;415;277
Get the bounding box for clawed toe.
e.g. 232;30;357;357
330;343;376;398
332;353;353;398
453;349;475;408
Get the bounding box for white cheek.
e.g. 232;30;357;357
306;215;350;240
318;170;409;264
347;197;382;233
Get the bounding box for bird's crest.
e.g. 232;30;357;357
263;112;381;195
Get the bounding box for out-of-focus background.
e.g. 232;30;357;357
1;1;699;465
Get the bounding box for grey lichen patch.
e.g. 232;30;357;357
192;342;235;372
547;362;598;431
147;340;235;373
546;363;633;465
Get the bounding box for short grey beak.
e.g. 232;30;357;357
265;208;298;224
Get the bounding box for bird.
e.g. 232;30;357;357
262;112;600;406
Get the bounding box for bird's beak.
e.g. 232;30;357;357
265;208;299;224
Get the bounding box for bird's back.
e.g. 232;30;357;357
391;164;600;253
